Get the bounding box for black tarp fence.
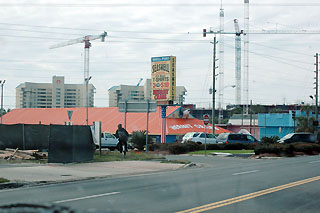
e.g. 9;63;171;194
48;125;94;163
0;124;49;150
0;124;94;163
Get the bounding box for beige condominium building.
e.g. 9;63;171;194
16;76;95;108
108;79;187;107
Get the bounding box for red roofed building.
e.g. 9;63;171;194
2;106;232;142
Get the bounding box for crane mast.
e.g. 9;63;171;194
243;0;250;115
218;3;225;124
234;19;242;106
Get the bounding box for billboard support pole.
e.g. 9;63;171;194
124;100;127;129
161;105;167;143
146;99;150;152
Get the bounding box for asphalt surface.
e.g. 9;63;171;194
1;155;320;212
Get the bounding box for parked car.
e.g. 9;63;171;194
95;132;120;150
217;133;259;144
182;132;217;144
278;133;317;144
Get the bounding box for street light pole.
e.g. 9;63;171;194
0;80;5;124
85;76;92;125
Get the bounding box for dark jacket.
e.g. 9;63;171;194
116;128;129;143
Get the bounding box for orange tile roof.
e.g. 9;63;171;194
2;106;231;135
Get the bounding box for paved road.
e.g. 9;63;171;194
1;155;320;212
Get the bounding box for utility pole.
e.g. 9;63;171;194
0;80;5;124
212;36;218;135
315;53;319;136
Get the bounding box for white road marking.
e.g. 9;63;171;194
232;170;259;176
309;160;320;164
53;192;120;204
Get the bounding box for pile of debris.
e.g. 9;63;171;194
0;148;47;161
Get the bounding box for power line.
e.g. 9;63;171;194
0;22;198;35
224;34;312;57
0;27;83;36
0;3;320;7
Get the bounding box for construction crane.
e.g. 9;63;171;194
234;19;242;106
50;31;107;81
50;31;107;124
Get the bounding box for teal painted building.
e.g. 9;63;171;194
258;110;306;139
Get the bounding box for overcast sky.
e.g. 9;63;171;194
1;0;320;109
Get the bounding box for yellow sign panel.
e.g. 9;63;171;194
151;56;176;102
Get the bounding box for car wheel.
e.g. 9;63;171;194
109;147;115;151
95;145;99;149
196;142;202;145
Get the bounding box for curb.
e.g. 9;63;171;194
0;182;25;190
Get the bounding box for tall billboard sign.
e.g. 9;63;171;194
151;56;176;102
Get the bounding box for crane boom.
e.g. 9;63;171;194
49;31;107;49
204;29;320;35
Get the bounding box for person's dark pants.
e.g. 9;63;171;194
119;141;127;153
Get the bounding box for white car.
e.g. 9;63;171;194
95;132;119;150
182;132;217;144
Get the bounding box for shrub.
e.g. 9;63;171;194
254;144;281;155
129;130;153;151
185;142;202;152
293;143;320;155
149;143;170;151
254;142;320;156
148;143;160;151
224;143;247;150
261;136;280;144
168;143;188;154
205;144;223;150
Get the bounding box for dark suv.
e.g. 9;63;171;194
278;133;317;143
217;133;259;144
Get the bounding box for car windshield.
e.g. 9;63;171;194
217;134;228;140
207;134;214;138
193;133;200;137
229;134;248;141
281;133;294;140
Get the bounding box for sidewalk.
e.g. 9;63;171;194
0;161;184;183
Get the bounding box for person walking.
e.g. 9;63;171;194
115;124;129;155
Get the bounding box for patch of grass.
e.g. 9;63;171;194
93;151;165;162
161;159;191;164
189;150;254;155
0;178;9;184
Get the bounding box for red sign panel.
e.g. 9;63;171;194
203;114;210;125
